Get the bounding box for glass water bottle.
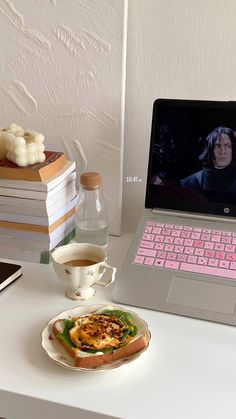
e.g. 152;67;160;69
75;172;108;248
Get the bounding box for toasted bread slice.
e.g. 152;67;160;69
53;318;148;369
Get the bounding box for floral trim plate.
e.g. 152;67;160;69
41;304;151;372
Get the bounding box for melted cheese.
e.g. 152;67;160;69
73;327;120;350
69;314;127;350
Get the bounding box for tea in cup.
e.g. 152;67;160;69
52;243;116;300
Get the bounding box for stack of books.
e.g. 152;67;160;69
0;151;77;263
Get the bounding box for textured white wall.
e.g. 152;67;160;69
0;0;128;235
123;0;236;232
2;0;235;235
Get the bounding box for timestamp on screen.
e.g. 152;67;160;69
126;176;143;183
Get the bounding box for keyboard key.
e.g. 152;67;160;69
225;245;235;253
204;241;214;250
172;230;181;237
184;247;194;254
201;233;211;241
187;255;197;263
205;250;215;258
164;236;174;244
134;256;144;264
174;238;184;245
174;245;184;253
208;258;218;267
214;243;225;251
156;251;167;259
211;235;221;243
167;252;177;260
180;263;236;279
219;260;229;269
144;226;153;233
154;243;164;250
181;231;191;238
164;260;180;269
184;239;193;246
142;233;155;241
177;254;187;262
144;257;154;265
140;240;155;249
197;257;207;265
215;251;225;260
137;248;157;257
162;228;171;236
193;240;204;248
226;253;236;261
191;232;201;239
152;227;161;234
155;235;164;243
154;259;165;267
194;248;204;256
164;244;174;252
222;237;232;244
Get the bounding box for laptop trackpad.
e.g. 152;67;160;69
167;276;236;315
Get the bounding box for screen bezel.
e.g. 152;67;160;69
145;98;236;218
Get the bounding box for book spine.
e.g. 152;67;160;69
0;207;75;232
0;192;77;216
0;214;75;243
0;229;75;264
0;152;67;182
0;195;78;225
0;229;75;253
0;170;76;199
0;161;76;192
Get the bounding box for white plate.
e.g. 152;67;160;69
41;304;151;372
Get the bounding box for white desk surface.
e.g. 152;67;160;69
1;233;236;419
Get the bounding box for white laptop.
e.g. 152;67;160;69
113;98;236;326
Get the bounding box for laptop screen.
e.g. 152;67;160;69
145;99;236;218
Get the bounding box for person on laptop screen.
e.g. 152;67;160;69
180;126;236;192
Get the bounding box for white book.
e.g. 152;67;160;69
0;247;47;264
0;214;75;244
0;160;76;194
0;231;75;263
0;172;76;206
0;195;78;225
0;229;75;255
0;183;77;217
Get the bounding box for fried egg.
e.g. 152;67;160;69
69;314;127;350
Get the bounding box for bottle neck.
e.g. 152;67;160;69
81;187;102;201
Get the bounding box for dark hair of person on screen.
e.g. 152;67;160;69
180;126;236;192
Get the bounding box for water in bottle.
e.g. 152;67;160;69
75;172;108;248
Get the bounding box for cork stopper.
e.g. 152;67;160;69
80;172;102;190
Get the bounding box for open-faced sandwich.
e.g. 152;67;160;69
53;307;149;369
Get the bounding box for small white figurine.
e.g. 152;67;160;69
0;123;46;166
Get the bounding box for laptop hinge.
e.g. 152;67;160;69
151;208;236;224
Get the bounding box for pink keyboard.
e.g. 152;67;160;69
133;221;236;280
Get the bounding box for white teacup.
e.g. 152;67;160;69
52;243;116;300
